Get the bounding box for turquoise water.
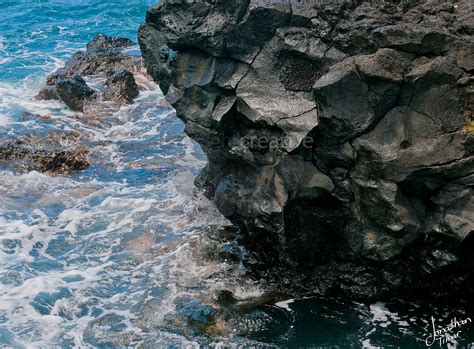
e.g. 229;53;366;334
0;0;151;81
0;0;158;124
1;1;473;348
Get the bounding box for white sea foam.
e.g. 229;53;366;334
0;57;12;64
0;52;67;125
0;80;72;123
275;298;295;312
359;301;417;347
361;338;377;349
370;302;392;323
0;166;218;345
0;77;248;346
0;114;9;126
233;285;266;300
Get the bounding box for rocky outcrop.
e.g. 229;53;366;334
13;35;162;176
38;34;142;112
139;0;473;300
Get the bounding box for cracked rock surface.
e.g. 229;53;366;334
139;0;473;300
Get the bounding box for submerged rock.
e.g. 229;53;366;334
140;1;473;300
84;313;138;347
0;141;89;174
165;296;221;333
0;130;89;174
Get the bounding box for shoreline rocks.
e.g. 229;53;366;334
139;0;474;301
9;34;151;175
37;34;143;112
0;123;89;174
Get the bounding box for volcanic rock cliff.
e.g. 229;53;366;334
139;0;474;300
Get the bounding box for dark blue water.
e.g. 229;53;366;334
1;1;473;348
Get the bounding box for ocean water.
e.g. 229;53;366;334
0;1;473;348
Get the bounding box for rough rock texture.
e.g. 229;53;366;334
103;69;140;104
38;34;142;112
16;35;149;176
0;121;89;174
56;74;97;112
139;0;474;300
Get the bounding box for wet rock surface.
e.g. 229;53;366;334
55;74;97;112
140;0;474;301
9;35;151;175
0;120;89;174
167;296;221;333
103;69;140;104
37;34;144;112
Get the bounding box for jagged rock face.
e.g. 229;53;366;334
139;0;474;299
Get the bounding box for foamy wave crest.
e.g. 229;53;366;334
0;81;72;125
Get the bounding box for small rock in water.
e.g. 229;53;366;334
0;135;89;174
20;111;52;122
35;145;89;173
216;290;283;315
126;232;156;253
84;313;137;347
166;296;220;333
20;34;156;177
